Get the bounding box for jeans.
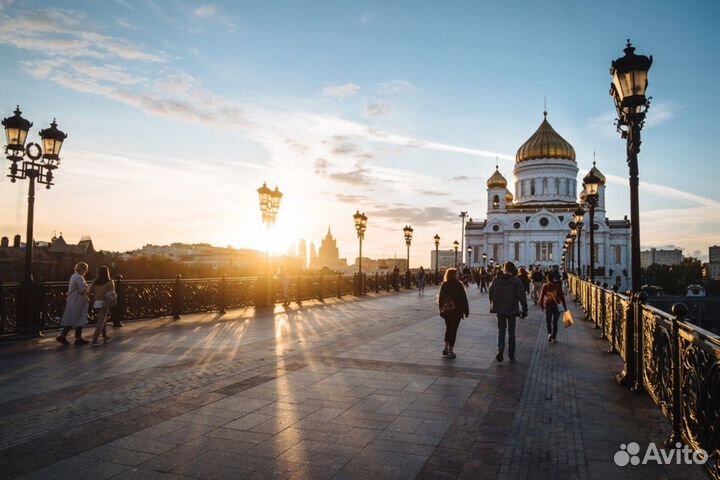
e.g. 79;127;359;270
497;314;516;356
92;306;110;342
443;316;461;347
545;309;560;339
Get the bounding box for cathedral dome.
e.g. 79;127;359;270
505;190;514;203
516;112;576;162
587;162;606;185
486;166;507;189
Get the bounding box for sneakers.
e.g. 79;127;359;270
447;352;457;359
55;335;69;346
496;351;504;363
509;356;516;363
442;349;448;356
548;334;553;343
74;338;89;345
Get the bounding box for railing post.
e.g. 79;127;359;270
219;274;226;314
172;274;183;320
375;272;379;294
609;285;619;353
666;303;687;446
113;275;125;327
617;291;637;387
598;283;607;336
631;291;648;393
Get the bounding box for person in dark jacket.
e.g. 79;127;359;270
489;262;528;363
438;268;469;359
539;272;567;343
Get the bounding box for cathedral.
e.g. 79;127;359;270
464;111;632;290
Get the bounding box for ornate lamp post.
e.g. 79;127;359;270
354;210;367;293
466;246;472;266
433;234;440;283
610;39;652;293
482;252;487;268
583;167;602;282
610;40;652;388
459;211;468;264
3;107;67;336
574;206;585;277
453;240;459;268
257;182;282;306
403;225;413;288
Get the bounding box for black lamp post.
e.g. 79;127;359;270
257;182;283;306
610;39;652;293
354;210;368;294
403;225;413;288
453;240;459;268
583;167;602;282
433;234;440;283
574;206;584;277
3;107;67;336
482;252;487;268
467;246;472;266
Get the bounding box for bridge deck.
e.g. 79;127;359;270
0;287;706;479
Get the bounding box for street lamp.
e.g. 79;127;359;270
583;166;603;282
459;211;468;264
257;182;282;305
574;206;585;277
3;106;67;335
466;246;472;267
453;240;459;268
610;39;652;293
433;234;440;283
353;210;368;294
403;225;413;288
482;252;487;268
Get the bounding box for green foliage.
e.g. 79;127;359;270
641;257;704;295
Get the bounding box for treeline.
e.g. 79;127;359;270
641;257;718;295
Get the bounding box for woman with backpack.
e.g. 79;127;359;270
539;271;567;343
88;265;116;346
438;268;469;359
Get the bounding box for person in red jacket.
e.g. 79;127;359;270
538;272;567;343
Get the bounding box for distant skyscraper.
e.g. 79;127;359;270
298;239;307;269
309;242;317;266
311;227;344;270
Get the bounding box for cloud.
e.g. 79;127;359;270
335;194;372;204
359;12;374;25
314;158;330;175
367;206;456;226
193;4;218;17
116;18;133;28
323;83;360;99
377;79;420;95
329;164;373;185
645;102;676;128
365;102;393;116
0;0;15;11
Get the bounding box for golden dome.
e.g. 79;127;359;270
486;166;507;189
516;112;576;162
505;190;514;203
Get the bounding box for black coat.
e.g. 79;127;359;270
438;280;470;320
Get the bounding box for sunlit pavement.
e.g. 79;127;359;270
0;288;706;479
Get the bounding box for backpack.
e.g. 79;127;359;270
105;290;118;308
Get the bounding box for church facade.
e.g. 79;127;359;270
464;112;632;290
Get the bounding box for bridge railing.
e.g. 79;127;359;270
569;274;720;479
0;270;434;337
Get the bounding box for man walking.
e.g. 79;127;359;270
530;266;544;304
489;262;528;363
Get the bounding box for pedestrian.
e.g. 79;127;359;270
561;269;569;294
530;266;544;304
479;267;488;292
539;272;567;343
438;268;469;359
56;262;90;345
517;267;531;298
489;262;528;363
392;265;400;292
88;265;115;346
278;266;290;305
417;266;426;295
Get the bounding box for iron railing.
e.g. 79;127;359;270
0;271;444;336
569;274;720;479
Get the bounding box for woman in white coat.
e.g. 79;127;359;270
56;262;90;345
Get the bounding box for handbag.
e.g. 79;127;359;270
557;303;566;313
105;290;118;308
563;311;574;328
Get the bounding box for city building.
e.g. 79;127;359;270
709;245;720;264
309;227;347;271
297;239;308;270
352;257;407;272
430;250;458;270
465;111;632;289
706;245;720;280
640;248;683;267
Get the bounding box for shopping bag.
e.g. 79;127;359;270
563;310;574;328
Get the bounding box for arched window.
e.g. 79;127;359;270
555;178;560;195
530;179;535;196
492;194;500;209
542;178;548;194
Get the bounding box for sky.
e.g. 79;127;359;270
0;0;719;265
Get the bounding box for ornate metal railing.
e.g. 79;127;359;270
569;274;720;479
0;271;439;336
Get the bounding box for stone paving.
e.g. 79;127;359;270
0;288;709;479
